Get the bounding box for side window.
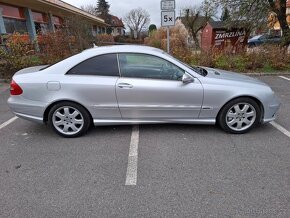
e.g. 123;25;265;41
119;53;185;81
67;54;119;76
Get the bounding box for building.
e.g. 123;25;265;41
110;15;125;37
176;16;213;49
201;21;248;52
0;0;108;41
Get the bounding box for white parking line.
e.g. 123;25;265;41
0;116;18;130
270;122;290;138
279;76;290;81
125;125;139;186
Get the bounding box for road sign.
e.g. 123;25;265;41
161;0;175;10
161;11;175;27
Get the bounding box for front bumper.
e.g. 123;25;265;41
262;95;281;123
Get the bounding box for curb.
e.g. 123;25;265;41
242;73;290;76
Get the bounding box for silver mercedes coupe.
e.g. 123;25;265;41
8;45;280;137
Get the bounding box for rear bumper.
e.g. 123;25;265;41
8;96;45;123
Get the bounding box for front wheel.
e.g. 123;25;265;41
48;102;91;138
218;98;261;134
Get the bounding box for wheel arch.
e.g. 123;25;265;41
43;100;93;124
217;95;265;123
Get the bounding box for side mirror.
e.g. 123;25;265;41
182;73;194;84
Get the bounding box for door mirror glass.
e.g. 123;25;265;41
182;73;194;84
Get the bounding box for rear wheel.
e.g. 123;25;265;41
48;102;91;138
218;98;261;134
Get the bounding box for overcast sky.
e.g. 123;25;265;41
62;0;204;27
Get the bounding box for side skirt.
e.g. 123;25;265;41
93;118;216;126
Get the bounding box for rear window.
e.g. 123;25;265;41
66;54;119;76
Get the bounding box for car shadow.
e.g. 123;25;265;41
26;122;275;138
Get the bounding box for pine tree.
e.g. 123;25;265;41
96;0;110;17
96;0;112;33
221;7;230;21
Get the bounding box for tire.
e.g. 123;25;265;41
48;101;91;138
218;97;261;134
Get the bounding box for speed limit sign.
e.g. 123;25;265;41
161;11;175;27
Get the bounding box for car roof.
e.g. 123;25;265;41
82;45;165;55
250;35;263;40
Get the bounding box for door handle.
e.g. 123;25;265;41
118;83;133;89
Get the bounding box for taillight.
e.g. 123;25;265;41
10;80;23;95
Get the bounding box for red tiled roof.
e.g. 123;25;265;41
110;15;124;27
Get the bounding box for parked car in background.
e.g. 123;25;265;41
248;34;281;47
8;45;280;137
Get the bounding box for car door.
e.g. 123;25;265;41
116;53;203;119
64;53;121;119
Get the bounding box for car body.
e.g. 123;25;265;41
8;45;280;137
248;34;281;47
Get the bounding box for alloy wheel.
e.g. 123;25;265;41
226;103;256;132
52;106;84;136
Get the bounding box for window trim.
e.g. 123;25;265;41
65;53;121;77
117;52;186;81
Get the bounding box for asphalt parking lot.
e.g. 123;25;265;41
0;76;290;217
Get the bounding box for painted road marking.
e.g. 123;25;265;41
125;125;139;186
279;76;290;81
0;116;18;130
270;122;290;139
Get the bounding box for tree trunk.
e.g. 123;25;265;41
193;36;200;50
268;0;290;47
279;18;290;47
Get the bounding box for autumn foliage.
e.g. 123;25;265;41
145;23;193;63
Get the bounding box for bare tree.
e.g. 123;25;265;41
64;16;94;50
182;1;217;49
123;8;150;39
80;4;98;16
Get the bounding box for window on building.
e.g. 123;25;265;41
0;3;27;34
35;23;49;34
32;11;49;34
66;54;119;76
53;16;63;29
3;17;28;34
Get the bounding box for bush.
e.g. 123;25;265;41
96;34;115;46
114;35;127;43
145;23;193;63
190;45;290;72
64;16;95;50
0;33;40;79
114;35;144;45
39;30;73;64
